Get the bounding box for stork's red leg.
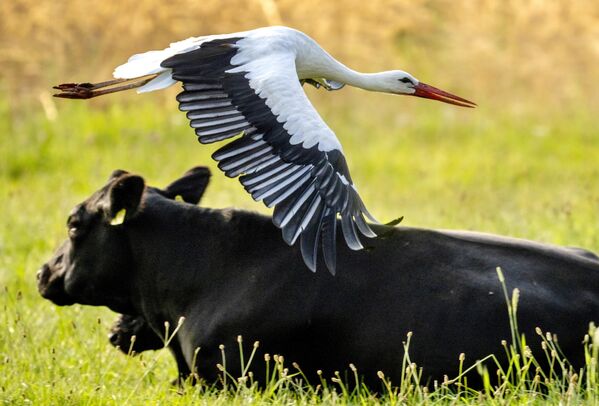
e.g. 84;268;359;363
53;75;159;99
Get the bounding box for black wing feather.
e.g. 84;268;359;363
320;209;338;274
161;37;377;274
300;201;326;272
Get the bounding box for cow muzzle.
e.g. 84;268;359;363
109;315;134;353
109;314;163;354
37;262;75;306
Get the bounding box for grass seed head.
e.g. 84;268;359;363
511;288;520;311
496;267;505;283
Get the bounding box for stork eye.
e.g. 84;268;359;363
399;77;413;84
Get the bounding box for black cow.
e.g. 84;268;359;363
108;313;192;384
109;314;163;354
38;167;599;388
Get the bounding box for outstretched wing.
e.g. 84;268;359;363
162;38;376;274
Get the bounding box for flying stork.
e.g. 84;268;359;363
53;26;476;274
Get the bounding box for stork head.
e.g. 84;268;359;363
381;70;476;108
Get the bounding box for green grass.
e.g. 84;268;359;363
1;90;598;404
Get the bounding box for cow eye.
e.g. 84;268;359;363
67;216;83;240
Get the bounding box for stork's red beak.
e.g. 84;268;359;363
412;82;476;108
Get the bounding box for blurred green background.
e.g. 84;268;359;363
0;0;598;403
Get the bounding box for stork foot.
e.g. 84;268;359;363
53;75;158;99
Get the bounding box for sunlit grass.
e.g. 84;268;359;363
1;0;598;402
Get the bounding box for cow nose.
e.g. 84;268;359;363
109;332;120;346
37;264;51;285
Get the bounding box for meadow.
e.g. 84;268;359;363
1;0;599;403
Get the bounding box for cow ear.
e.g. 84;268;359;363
105;175;145;224
163;166;211;205
109;169;129;180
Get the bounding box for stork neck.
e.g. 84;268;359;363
298;46;388;92
334;69;389;92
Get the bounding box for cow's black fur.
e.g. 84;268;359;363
38;167;599;388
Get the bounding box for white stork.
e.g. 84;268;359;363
53;26;476;274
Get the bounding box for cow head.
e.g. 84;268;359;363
37;167;211;313
109;314;164;354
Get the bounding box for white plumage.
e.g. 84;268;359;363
54;26;475;274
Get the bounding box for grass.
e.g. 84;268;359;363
1;1;598;401
0;89;598;403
